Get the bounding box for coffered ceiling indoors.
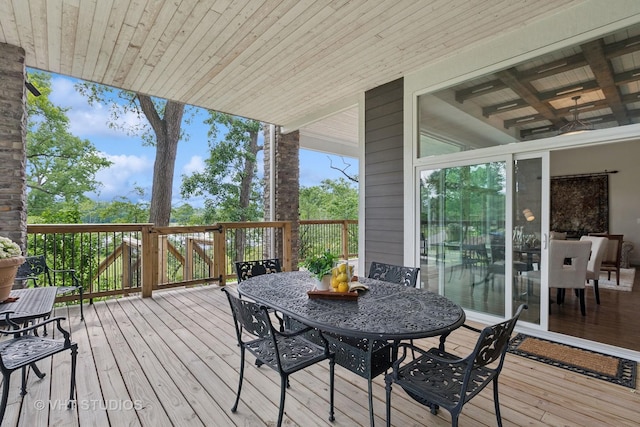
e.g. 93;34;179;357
423;21;640;150
1;1;639;154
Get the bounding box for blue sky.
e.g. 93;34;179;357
45;72;358;208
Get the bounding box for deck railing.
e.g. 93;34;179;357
24;219;356;302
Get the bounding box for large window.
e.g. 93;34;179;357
419;162;506;317
417;23;640;159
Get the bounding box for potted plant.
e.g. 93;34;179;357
302;250;338;290
0;236;25;302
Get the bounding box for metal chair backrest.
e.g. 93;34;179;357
470;303;526;370
224;288;272;337
15;255;50;286
368;261;419;287
234;258;282;283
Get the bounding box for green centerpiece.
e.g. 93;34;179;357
302;250;338;290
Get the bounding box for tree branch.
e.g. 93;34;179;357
137;94;163;136
328;156;358;182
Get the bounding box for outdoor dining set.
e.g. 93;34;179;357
227;259;527;427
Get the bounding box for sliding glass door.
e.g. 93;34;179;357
419;153;547;324
419;160;507;317
512;155;547;325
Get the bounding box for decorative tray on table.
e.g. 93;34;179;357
307;281;368;300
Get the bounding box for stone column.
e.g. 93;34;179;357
263;125;300;269
0;43;27;250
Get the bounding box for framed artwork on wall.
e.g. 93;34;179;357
550;174;609;238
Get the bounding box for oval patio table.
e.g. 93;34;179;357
237;270;465;341
237;270;466;426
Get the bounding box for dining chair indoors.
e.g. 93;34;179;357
222;287;335;427
384;304;527;427
0;311;77;423
588;233;624;287
549;239;592;316
15;255;84;321
580;235;608;304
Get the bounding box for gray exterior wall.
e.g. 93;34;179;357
364;78;404;273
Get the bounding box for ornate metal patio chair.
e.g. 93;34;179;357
385;304;527;427
310;261;421;426
15;255;84;321
368;261;420;287
0;311;77;423
234;258;282;282
222;287;335;427
234;258;284;331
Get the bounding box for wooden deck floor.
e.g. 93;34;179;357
2;285;639;427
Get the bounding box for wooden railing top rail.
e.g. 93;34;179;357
300;220;357;225
152;225;223;234
27;223;153;233
216;221;290;229
27;221;348;234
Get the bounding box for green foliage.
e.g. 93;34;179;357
73;189;150;223
171;204;205;225
26;71;112;214
299;178;358;220
181;112;263;223
421;163;506;241
301;250;338;280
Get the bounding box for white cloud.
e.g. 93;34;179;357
49;75;146;139
182;156;206;175
91;153;154;200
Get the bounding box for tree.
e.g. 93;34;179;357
181;112;263;223
299;178;358;220
96;187;150;223
171;203;205;225
26;72;112;215
76;82;185;226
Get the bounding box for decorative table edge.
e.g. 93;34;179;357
307;289;359;300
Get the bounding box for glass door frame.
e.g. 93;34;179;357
512;151;550;330
415;151;550;330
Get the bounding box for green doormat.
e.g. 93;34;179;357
508;333;637;389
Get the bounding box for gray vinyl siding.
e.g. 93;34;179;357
364;78;404;273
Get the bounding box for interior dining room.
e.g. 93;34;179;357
547;139;639;352
414;19;640;354
419;140;639;352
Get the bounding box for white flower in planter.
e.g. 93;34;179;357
0;236;21;259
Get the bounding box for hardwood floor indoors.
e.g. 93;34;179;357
549;265;640;352
422;255;639;353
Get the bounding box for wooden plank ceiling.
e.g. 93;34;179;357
0;0;583;134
